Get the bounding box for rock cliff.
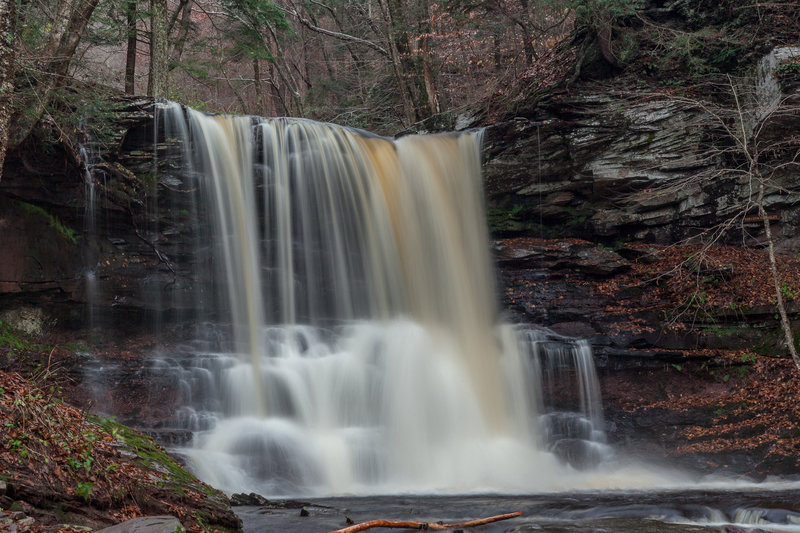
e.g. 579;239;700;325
483;50;800;247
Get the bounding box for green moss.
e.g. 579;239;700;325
562;206;589;229
487;205;526;233
89;416;223;501
713;401;750;419
140;172;158;190
0;321;32;351
751;326;800;357
60;340;90;353
776;59;800;78
701;325;744;337
17;201;78;244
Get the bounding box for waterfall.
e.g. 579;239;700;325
79;131;100;331
154;103;610;495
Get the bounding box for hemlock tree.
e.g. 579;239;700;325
218;0;290;115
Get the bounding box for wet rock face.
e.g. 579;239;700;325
483;51;800;245
0;198;83;294
0;100;216;333
496;237;789;363
484;93;711;243
495;238;630;276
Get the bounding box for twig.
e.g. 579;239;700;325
328;511;522;533
134;228;176;275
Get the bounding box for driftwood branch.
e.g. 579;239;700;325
328;511;522;533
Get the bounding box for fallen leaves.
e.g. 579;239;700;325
0;371;235;532
621;352;800;467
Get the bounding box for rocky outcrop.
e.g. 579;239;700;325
493;236;800;477
483;48;800;246
0;99;212;333
0;43;798;486
2;47;798;334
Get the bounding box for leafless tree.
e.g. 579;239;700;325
0;0;15;181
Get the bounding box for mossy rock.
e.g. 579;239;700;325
90;416;241;532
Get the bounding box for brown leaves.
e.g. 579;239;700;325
0;370;229;532
622;242;800;313
623;352;800;465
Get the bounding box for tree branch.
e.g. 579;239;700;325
289;10;389;57
328;511;522;533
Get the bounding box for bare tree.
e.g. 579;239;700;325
641;69;800;371
0;0;15;181
734;81;800;372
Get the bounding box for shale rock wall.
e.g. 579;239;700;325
483;48;800;247
0;100;211;332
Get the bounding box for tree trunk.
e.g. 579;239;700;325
46;0;101;80
169;0;193;64
379;0;417;125
267;62;282;116
124;0;137;94
758;179;800;373
41;0;76;63
516;0;536;65
8;0;101;149
0;0;16;181
253;57;264;116
167;0;189;33
417;0;440;117
262;24;304;115
148;0;169;98
420;36;440;116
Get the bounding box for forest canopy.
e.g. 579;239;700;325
0;0;798;172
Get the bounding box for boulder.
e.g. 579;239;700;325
95;516;182;533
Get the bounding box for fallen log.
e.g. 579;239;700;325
328;511;523;532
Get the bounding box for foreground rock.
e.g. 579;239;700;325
96;516;182;533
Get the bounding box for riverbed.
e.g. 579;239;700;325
235;486;800;532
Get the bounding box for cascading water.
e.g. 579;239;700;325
153;103;615;496
79;134;99;330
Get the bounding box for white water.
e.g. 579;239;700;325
156;103;638;496
80;141;99;330
754;47;800;127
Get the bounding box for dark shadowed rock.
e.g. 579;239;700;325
495;239;630;276
230;493;270;506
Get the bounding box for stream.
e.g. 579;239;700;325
235;487;800;532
